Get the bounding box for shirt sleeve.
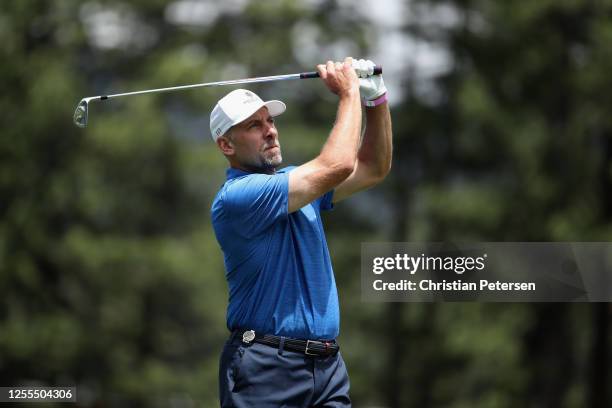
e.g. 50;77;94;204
223;172;289;238
317;190;335;212
282;166;334;212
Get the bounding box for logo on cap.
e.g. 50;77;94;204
243;91;258;104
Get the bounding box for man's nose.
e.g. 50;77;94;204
264;123;277;139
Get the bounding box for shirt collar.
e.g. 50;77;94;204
226;167;251;180
225;166;288;180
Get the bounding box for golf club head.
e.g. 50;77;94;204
73;98;90;128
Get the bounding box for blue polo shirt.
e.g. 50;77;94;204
211;166;339;340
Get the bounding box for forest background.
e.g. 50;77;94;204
1;0;610;406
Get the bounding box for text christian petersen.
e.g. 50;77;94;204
371;253;536;292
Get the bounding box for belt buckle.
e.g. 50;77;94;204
305;340;318;356
242;330;256;344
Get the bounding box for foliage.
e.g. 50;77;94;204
0;0;610;406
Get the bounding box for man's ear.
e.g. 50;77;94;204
217;136;235;155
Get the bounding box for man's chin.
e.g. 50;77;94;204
265;153;282;168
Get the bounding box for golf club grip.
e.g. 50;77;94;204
300;65;382;79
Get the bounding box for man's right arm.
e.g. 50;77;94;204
288;58;361;213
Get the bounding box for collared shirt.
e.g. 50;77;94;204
211;166;338;340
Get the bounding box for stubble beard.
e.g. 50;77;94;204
239;147;282;173
261;149;282;171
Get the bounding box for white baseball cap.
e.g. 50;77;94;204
209;89;286;141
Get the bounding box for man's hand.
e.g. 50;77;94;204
316;57;360;98
352;58;387;102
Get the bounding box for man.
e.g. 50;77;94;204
210;57;392;407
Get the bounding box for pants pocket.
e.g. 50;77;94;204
232;346;245;391
219;342;246;396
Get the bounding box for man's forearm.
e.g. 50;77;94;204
359;102;392;178
318;90;362;171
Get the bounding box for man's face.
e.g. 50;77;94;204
225;107;282;172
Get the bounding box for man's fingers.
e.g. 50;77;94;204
343;57;353;71
319;58;360;96
317;64;327;79
327;60;336;77
365;59;375;76
358;59;368;77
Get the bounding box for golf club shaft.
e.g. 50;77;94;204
96;66;383;101
74;65;383;128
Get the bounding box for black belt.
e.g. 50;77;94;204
233;330;339;357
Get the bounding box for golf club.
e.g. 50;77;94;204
73;65;383;128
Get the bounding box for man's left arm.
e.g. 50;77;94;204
333;60;392;203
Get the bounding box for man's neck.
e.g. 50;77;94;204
230;163;276;175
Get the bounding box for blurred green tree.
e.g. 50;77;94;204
1;0;610;407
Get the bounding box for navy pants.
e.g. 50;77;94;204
219;334;351;407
